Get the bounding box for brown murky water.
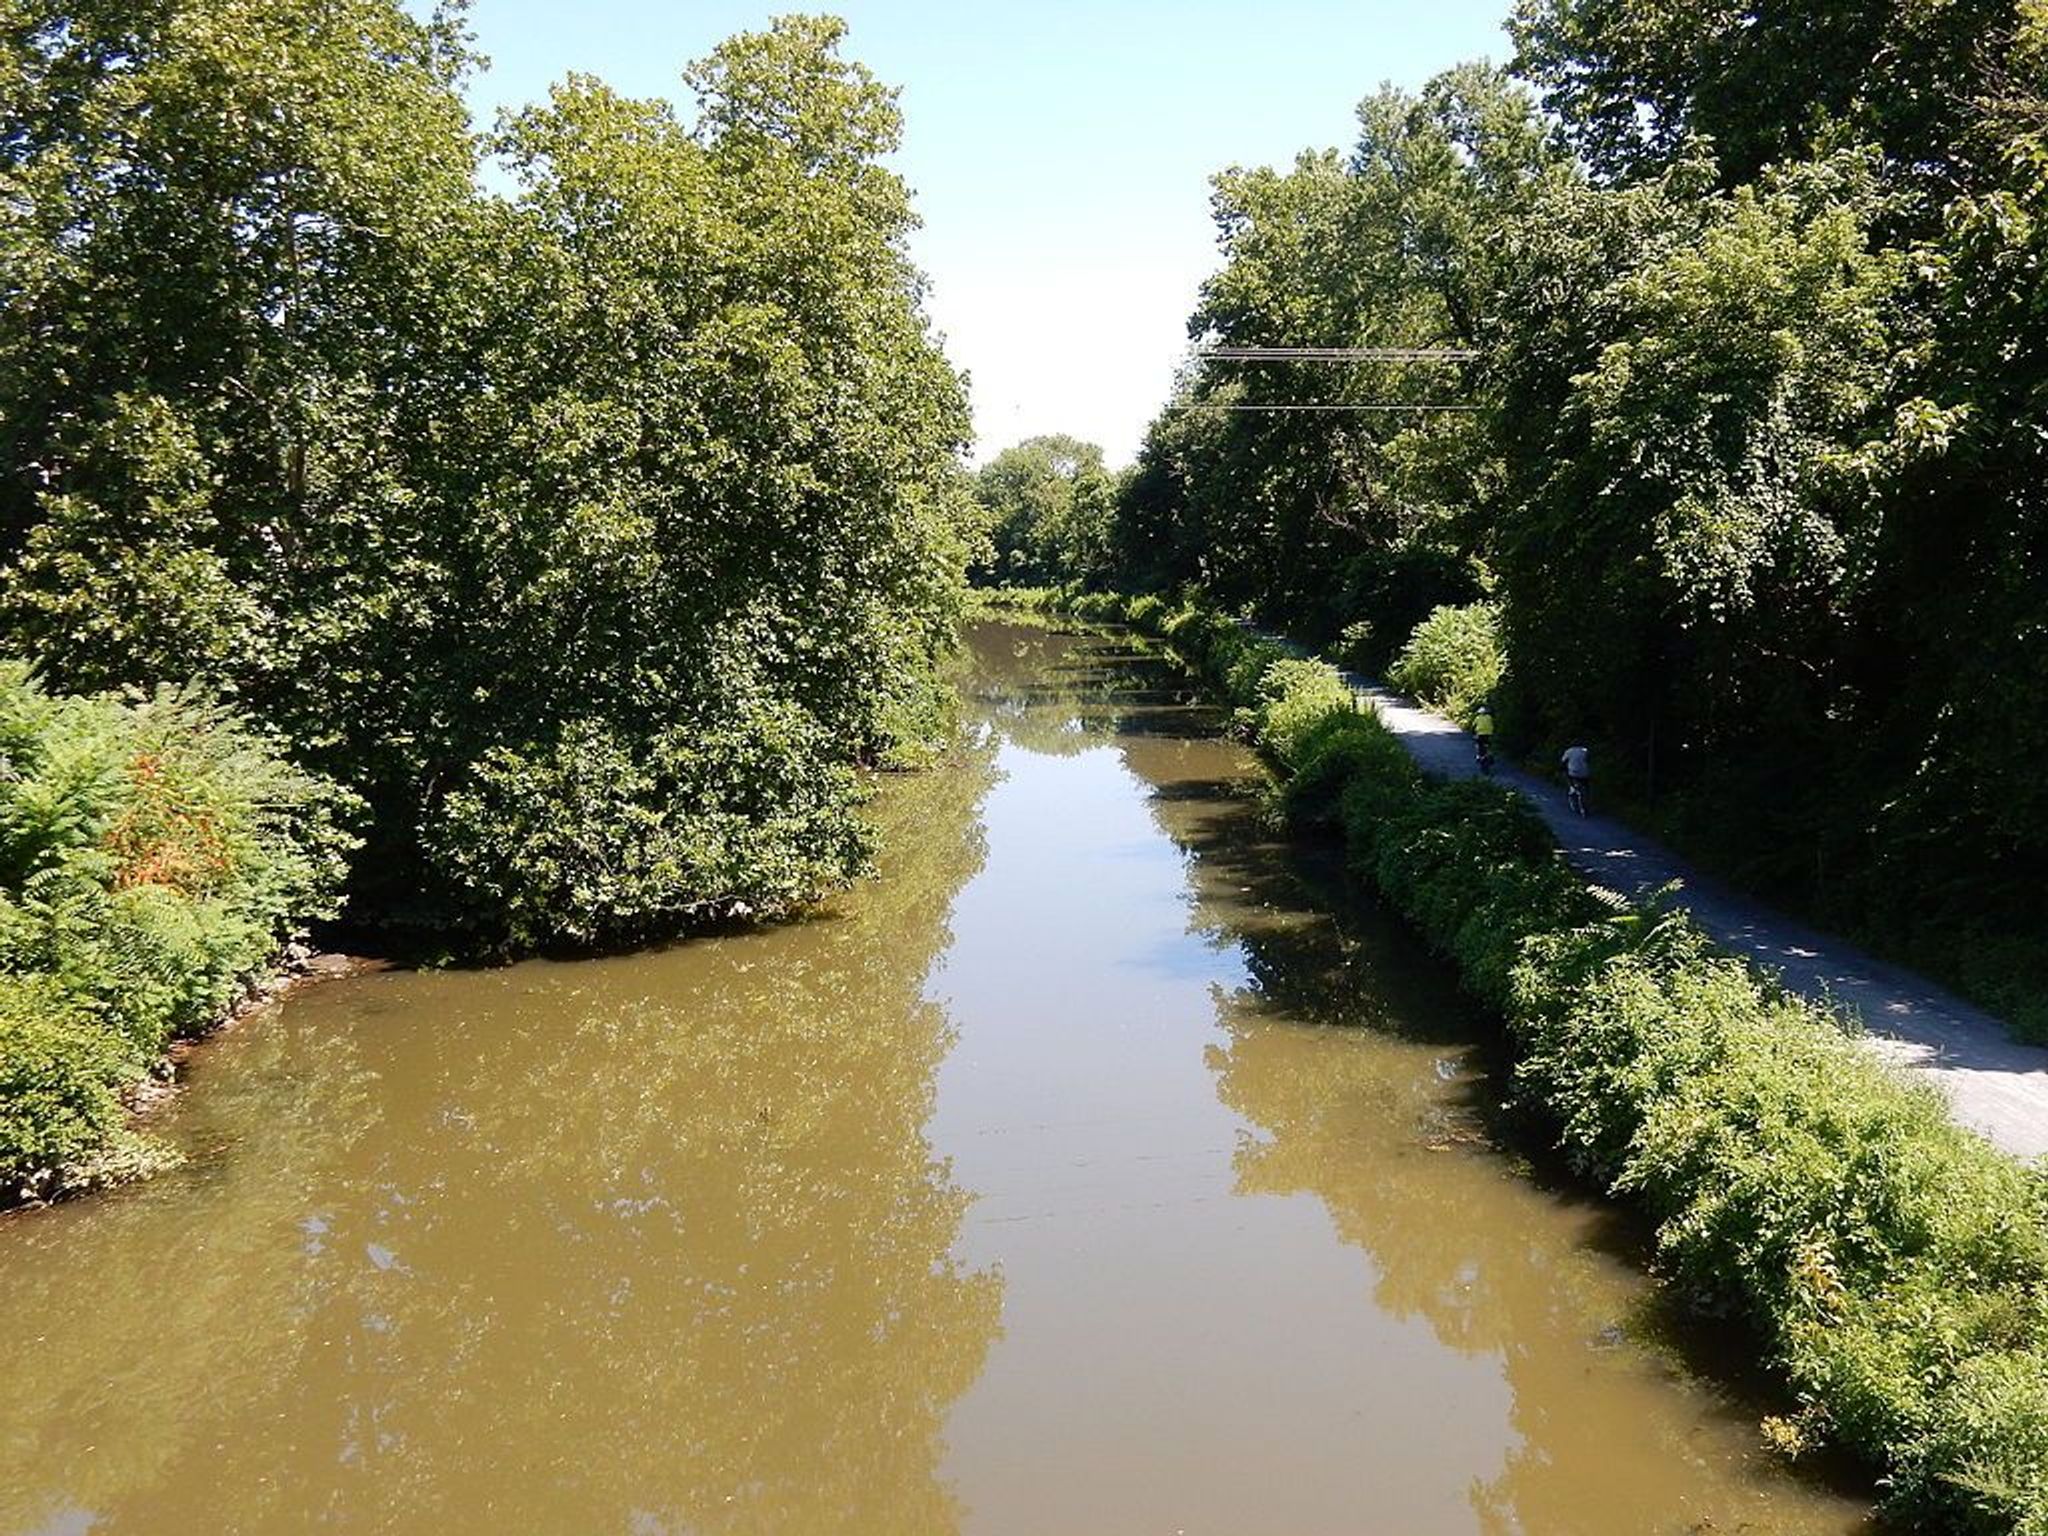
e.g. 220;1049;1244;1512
0;623;1873;1536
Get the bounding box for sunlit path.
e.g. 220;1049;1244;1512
1348;673;2048;1159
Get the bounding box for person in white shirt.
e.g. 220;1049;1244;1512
1560;744;1590;813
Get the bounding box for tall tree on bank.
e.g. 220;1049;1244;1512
971;435;1118;588
1497;0;2048;1017
1115;7;2048;1029
0;4;976;950
0;0;485;700
1121;65;1563;655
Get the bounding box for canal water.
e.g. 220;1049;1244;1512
0;622;1870;1535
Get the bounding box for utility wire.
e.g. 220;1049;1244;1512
1166;403;1480;413
1198;346;1480;363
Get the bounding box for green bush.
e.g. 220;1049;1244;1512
1387;602;1504;725
1286;712;1416;828
1250;658;1356;768
1513;925;2048;1530
1916;1355;2048;1535
0;975;130;1182
1339;772;1603;1007
0;664;355;1198
1123;593;1169;632
1098;593;1356;772
427;704;872;952
1159;602;1249;674
1069;590;1128;622
965;586;1063;613
1224;638;1292;702
1334;618;1377;675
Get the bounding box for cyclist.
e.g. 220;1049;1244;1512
1472;700;1497;774
1560;743;1590;815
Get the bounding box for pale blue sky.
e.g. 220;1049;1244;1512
443;1;1511;462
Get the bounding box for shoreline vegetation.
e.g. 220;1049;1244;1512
968;4;2048;1048
2;0;2041;1525
0;10;977;1201
0;3;977;951
0;669;354;1206
990;586;2048;1536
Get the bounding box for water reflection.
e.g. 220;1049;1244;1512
0;623;1871;1536
0;744;1003;1536
1073;625;1870;1536
966;622;1205;759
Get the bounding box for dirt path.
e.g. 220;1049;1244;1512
1347;676;2048;1161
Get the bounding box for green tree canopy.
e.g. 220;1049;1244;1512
1119;64;1556;645
0;3;976;950
971;434;1119;588
1113;12;2048;1030
1509;0;2028;194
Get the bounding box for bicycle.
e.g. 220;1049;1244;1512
1566;776;1588;817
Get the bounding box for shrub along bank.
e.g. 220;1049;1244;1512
0;667;354;1203
0;9;975;1201
1105;9;2048;1044
1042;587;2048;1536
0;8;976;955
1385;601;1503;728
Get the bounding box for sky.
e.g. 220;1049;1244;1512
441;1;1513;464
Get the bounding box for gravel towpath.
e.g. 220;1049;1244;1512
1343;672;2048;1160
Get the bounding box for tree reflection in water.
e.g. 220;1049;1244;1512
0;623;1870;1536
1016;620;1870;1536
0;734;1004;1536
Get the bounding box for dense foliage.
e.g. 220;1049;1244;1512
1105;3;2048;1035
1385;602;1502;726
0;667;351;1199
0;2;975;951
969;435;1120;589
1071;586;2048;1536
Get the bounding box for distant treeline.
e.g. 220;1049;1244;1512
0;3;975;954
983;0;2048;1035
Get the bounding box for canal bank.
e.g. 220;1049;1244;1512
1038;589;2048;1535
0;623;1869;1535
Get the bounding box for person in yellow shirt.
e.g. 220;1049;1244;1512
1472;701;1496;775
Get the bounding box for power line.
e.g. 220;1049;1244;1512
1166;403;1480;413
1198;346;1480;363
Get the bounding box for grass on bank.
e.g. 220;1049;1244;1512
998;586;2048;1536
0;666;354;1203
